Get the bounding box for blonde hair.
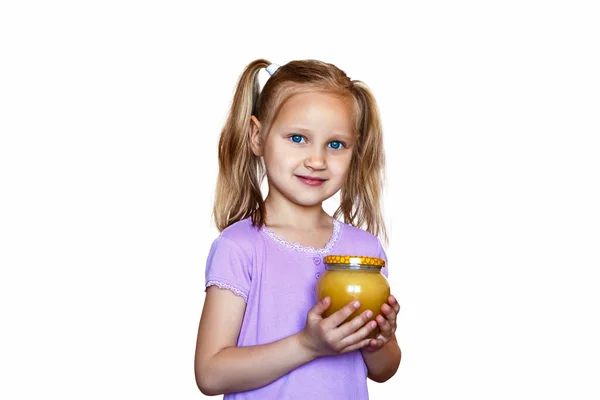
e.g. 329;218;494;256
213;59;387;243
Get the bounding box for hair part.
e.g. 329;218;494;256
213;59;388;244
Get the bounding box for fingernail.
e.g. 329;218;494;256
371;321;377;328
353;301;360;308
366;310;373;319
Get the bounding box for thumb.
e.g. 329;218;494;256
310;296;331;317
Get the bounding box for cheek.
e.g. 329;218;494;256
329;154;353;176
264;150;298;174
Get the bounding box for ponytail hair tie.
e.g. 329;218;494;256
265;63;280;76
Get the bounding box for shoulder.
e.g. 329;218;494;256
333;221;388;278
336;221;388;276
217;217;263;254
338;221;382;249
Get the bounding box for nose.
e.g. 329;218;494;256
304;148;327;171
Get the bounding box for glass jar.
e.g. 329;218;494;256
315;255;390;338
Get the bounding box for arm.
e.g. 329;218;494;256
360;295;402;382
194;287;313;395
194;288;377;396
361;335;401;382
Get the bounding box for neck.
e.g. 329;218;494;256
263;196;332;231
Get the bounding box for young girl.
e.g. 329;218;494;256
194;59;401;399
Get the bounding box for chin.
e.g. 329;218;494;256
292;194;335;207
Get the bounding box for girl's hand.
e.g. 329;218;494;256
299;297;377;358
360;295;400;353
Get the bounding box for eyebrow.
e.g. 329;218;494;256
287;127;313;135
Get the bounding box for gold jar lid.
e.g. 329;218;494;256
323;255;385;267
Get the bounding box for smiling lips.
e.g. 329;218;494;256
296;175;327;187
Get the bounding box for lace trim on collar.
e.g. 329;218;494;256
261;219;341;254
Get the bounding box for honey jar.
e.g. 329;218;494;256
315;255;390;338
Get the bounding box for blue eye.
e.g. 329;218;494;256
328;141;344;150
290;135;305;144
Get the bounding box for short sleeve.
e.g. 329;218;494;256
376;239;389;278
205;236;252;302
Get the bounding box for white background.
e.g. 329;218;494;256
1;0;599;399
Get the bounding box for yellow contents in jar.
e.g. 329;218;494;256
316;269;390;339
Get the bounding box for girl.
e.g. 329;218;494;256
194;59;401;399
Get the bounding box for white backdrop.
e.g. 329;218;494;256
1;0;599;399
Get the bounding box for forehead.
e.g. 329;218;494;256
273;91;356;134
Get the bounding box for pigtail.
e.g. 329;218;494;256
334;81;388;245
213;59;270;231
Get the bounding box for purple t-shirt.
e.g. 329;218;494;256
204;217;388;399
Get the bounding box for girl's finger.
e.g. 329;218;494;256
310;296;332;318
381;304;396;321
379;315;398;339
370;338;385;350
341;337;373;354
377;315;393;335
324;300;361;328
360;340;384;353
389;296;401;313
362;346;377;353
339;319;377;349
337;309;374;339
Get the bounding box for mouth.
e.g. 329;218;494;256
296;175;327;187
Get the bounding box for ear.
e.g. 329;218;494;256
249;116;263;156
